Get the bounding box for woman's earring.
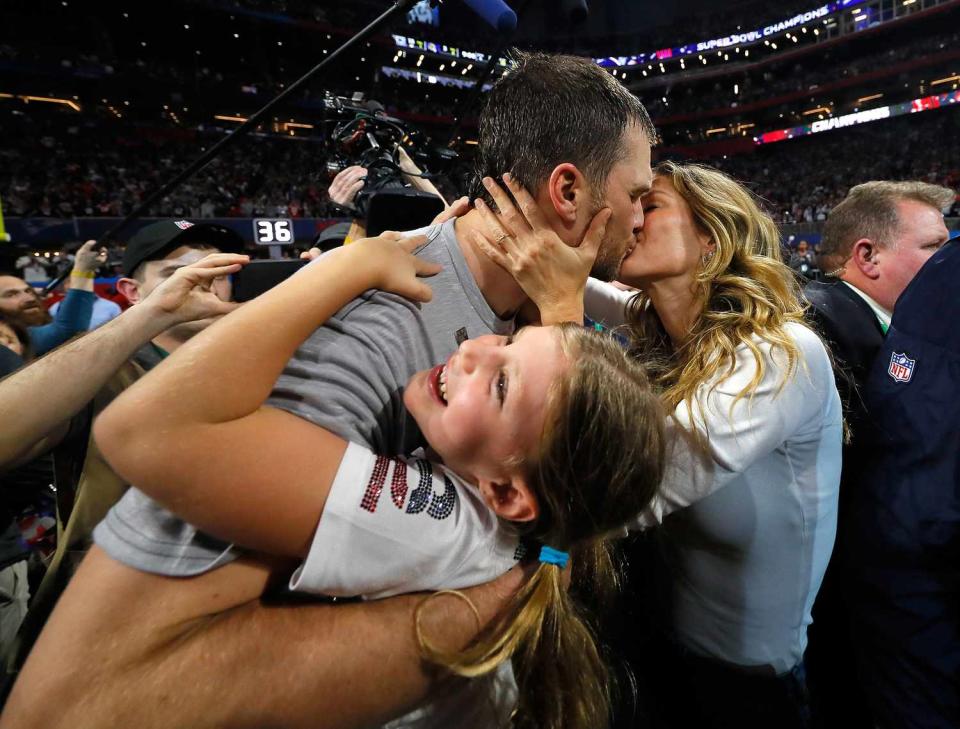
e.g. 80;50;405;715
702;250;716;266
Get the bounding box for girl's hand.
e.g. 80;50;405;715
471;174;611;325
432;196;470;225
349;231;441;303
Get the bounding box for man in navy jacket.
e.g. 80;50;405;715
843;238;959;729
803;180;955;728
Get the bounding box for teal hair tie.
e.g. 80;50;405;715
538;545;569;569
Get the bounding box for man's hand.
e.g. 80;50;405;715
141;253;249;328
68;240;108;291
72;240;108;275
329;166;368;208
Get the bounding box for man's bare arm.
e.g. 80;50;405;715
2;547;524;729
0;304;163;468
0;254;247;470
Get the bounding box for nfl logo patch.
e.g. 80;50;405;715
888;352;915;383
174;220;194;230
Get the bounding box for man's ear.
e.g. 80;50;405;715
546;163;590;226
116;277;142;306
477;475;539;523
849;238;881;280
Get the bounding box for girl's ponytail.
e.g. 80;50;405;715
417;556;611;729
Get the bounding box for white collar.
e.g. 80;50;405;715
841;281;891;331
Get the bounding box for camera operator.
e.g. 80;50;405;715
328;146;448;214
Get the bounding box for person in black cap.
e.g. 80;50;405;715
0;220;248;689
116;220;245;357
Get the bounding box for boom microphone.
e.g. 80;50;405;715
459;0;517;32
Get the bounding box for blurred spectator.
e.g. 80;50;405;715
0;241;104;355
788;239;818;279
14;257;49;286
0;342;30;661
48;295;122;332
709;110;960;224
0;116;337;221
0;316;31;361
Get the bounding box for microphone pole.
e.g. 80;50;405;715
44;0;421;295
444;0;528;148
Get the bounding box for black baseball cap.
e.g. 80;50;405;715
122;220;245;276
312;221;353;251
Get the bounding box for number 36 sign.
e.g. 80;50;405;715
253;218;294;245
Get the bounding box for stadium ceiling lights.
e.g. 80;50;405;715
932;75;960;86
0;93;81;112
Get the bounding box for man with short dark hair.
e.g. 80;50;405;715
3;52;656;729
803;180;954;728
473;52;657;282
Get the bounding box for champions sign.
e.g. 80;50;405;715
754;90;960;146
394;0;868;69
594;0;867;68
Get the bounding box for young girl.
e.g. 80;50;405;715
93;232;667;729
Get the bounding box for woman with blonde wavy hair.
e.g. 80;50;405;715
472;161;843;728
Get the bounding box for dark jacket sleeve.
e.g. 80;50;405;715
27;289;95;356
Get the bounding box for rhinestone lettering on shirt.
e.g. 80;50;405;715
359;456;457;519
426;473;456;520
360;455;390;512
405;459;433;514
391;458;408;509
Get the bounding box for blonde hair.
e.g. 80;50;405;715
418;323;667;729
819;180;955;275
626;161;808;420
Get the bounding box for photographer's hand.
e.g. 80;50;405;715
329;166;368;209
69;239;108;292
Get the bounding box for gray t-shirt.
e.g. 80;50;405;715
94;220;515;576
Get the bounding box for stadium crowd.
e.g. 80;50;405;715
0;116;338;220
709;109;960;223
640;28;960;121
3;103;957;228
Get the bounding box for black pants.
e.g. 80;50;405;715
628;635;812;729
